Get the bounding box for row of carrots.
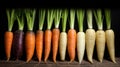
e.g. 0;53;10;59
4;9;116;64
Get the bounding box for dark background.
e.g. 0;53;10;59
0;8;120;62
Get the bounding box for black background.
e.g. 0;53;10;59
0;1;120;62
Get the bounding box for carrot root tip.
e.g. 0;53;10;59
53;60;56;63
99;59;102;63
7;58;10;61
26;59;30;63
88;59;93;64
112;60;117;63
78;60;82;64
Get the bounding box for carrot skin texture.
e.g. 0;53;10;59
25;31;35;62
59;32;67;61
44;29;52;62
85;29;95;63
52;28;60;63
105;29;116;63
12;30;24;60
67;29;76;62
4;31;13;61
35;30;43;62
96;30;105;62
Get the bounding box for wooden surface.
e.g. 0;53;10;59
0;57;120;67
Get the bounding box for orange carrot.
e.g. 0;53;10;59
24;9;36;62
4;31;13;61
52;9;62;63
44;9;54;62
5;9;15;61
52;28;60;63
25;31;35;62
67;29;77;62
44;29;52;62
67;9;76;62
35;9;45;62
36;30;43;62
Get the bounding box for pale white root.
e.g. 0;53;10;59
77;32;85;64
85;29;95;63
96;30;105;62
106;29;116;63
59;32;67;61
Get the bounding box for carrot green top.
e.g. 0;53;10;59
25;9;36;31
87;9;93;29
77;9;85;32
6;9;16;31
54;9;62;28
16;9;24;30
105;9;111;30
39;9;46;30
47;9;55;30
94;9;104;30
70;9;75;29
61;9;68;32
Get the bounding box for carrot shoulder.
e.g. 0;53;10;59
4;31;13;61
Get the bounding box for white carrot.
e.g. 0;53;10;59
76;9;85;64
94;9;105;62
85;9;95;63
104;9;116;63
59;9;68;61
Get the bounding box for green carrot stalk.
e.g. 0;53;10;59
77;9;85;32
6;9;16;31
54;9;62;28
87;9;93;29
25;9;36;31
93;9;103;30
61;9;68;32
39;9;46;30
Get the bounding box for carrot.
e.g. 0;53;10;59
76;9;85;64
59;9;68;61
52;9;62;63
12;9;24;60
4;9;15;61
67;9;76;63
85;9;95;63
104;9;116;63
44;9;54;62
94;9;105;62
35;9;45;62
24;9;36;62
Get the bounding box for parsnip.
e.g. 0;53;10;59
59;32;67;60
76;9;85;64
59;9;68;61
77;32;85;63
85;9;96;63
105;9;116;63
94;9;105;62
